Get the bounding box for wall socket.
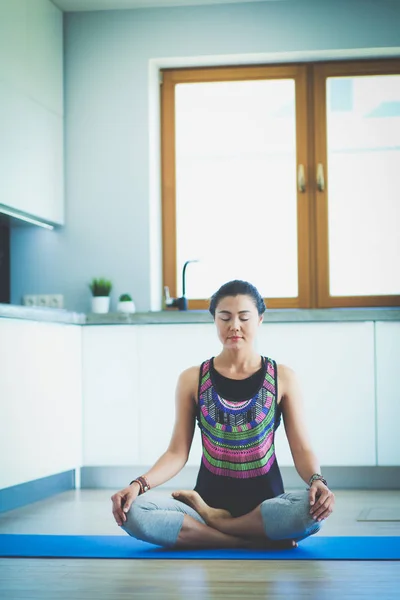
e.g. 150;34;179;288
23;295;37;307
23;294;64;309
48;294;64;309
37;295;50;307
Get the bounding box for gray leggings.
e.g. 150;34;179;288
121;489;322;548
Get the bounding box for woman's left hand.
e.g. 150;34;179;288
309;480;335;522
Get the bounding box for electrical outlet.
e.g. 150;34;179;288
48;294;64;309
37;295;50;307
23;295;37;307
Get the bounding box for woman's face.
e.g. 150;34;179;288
214;294;263;350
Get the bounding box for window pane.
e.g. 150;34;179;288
327;75;400;297
175;79;298;299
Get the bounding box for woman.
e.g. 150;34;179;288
111;280;335;549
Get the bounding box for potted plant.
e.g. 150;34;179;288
117;293;136;314
89;278;112;314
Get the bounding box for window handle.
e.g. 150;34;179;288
298;164;306;193
317;163;325;192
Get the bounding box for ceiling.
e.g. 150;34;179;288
52;0;284;12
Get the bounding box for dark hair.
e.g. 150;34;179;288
209;280;266;317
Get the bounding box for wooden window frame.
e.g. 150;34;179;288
161;64;312;310
161;60;400;310
313;59;400;308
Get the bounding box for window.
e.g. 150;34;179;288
161;61;400;309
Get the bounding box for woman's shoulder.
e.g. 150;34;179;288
276;363;300;401
176;365;203;403
179;357;212;380
276;363;296;379
179;364;201;378
263;357;294;380
177;364;202;387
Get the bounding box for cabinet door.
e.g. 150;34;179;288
0;0;63;225
0;0;62;113
0;0;26;89
376;322;400;466
82;326;140;465
135;324;220;466
26;0;63;114
0;83;64;223
0;319;82;489
258;322;376;466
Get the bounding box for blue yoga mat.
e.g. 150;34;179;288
0;535;399;560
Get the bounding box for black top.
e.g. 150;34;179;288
193;357;284;517
210;357;265;402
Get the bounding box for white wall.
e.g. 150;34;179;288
0;0;64;225
10;0;400;311
0;319;82;489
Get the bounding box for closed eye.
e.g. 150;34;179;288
220;317;249;322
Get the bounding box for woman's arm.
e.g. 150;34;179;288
278;364;335;520
135;366;199;489
112;367;199;525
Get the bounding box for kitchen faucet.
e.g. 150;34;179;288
164;260;198;311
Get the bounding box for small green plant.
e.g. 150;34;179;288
89;278;112;297
119;293;132;302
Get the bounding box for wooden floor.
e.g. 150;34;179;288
1;489;400;599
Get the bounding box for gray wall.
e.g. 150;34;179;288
10;0;400;312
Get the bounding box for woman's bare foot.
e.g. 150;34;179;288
172;490;232;525
172;491;297;550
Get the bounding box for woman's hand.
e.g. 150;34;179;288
111;482;140;526
309;480;335;522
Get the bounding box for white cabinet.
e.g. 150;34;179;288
0;82;64;223
257;322;376;467
0;0;63;113
82;322;378;470
0;319;82;489
82;326;141;466
2;318;397;492
0;0;64;225
82;324;220;467
135;324;220;466
26;0;63;114
376;321;400;466
0;0;27;91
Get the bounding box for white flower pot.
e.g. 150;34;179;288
91;296;110;314
117;300;136;314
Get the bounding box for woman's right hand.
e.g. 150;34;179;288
111;482;140;526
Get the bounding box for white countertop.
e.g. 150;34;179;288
1;304;400;325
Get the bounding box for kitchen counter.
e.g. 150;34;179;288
1;303;400;325
0;303;86;324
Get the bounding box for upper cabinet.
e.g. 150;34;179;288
0;0;64;226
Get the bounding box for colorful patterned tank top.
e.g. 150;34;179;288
193;356;284;517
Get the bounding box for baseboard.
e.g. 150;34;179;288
0;470;75;513
80;466;400;490
2;466;398;514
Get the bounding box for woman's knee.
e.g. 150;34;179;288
121;496;151;540
284;490;323;538
260;490;323;541
294;490;323;534
121;495;185;547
